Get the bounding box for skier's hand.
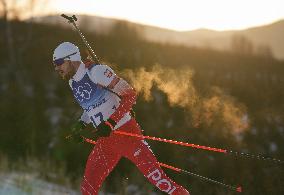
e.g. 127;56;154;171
96;118;116;137
67;120;86;143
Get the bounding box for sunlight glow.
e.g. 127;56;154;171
49;0;284;31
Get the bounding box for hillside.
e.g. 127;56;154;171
34;14;284;59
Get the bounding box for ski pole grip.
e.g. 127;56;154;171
61;14;75;22
72;15;77;21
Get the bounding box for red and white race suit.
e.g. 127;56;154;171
69;63;189;195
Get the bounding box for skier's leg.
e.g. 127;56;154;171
81;139;121;195
126;139;190;195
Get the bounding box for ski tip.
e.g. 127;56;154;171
236;186;242;193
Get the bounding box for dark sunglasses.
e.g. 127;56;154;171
53;52;77;66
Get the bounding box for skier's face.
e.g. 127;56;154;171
54;60;75;80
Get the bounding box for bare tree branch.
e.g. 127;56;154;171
1;0;49;81
0;0;7;21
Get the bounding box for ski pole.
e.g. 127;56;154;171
157;162;242;193
61;14;100;64
82;136;242;193
113;131;284;164
114;131;226;153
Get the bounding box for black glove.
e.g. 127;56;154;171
67;120;86;143
96;118;117;137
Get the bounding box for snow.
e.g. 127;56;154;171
0;172;79;195
0;172;157;195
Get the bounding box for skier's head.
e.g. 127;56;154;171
53;42;81;80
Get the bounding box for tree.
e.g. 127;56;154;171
0;0;49;70
255;44;273;58
230;34;254;55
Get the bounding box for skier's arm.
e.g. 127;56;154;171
89;65;137;123
107;75;137;123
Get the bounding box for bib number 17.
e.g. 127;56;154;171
90;112;104;127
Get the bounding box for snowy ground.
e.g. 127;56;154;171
0;172;157;195
0;172;79;195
